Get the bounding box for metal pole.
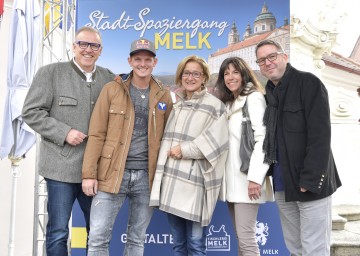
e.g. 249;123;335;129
7;121;23;256
8;157;22;256
33;133;46;256
7;110;24;256
33;0;45;254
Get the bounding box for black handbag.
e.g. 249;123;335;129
239;99;255;174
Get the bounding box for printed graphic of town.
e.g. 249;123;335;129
155;2;289;95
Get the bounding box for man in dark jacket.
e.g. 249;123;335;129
255;39;341;256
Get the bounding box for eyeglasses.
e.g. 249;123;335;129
256;52;284;66
75;41;102;51
182;71;203;79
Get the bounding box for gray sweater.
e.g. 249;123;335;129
22;60;114;183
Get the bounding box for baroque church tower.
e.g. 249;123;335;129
228;2;277;43
253;2;276;34
228;21;240;45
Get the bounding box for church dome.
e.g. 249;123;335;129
253;2;276;34
255;2;276;22
255;12;276;22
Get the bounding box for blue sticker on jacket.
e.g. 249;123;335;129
158;102;167;110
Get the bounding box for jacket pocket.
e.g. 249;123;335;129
43;137;72;157
98;144;114;181
108;104;126;128
283;103;305;132
61;144;72;157
59;96;78;106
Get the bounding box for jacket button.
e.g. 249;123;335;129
91;101;95;105
110;109;114;113
318;186;321;188
319;182;323;185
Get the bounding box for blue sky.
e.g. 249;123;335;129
77;0;289;75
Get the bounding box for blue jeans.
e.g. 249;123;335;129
88;169;153;256
167;214;206;256
45;178;92;256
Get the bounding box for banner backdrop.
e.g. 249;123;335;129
71;0;290;255
72;201;287;255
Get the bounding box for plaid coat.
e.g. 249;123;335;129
150;89;229;226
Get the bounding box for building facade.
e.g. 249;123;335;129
208;2;290;74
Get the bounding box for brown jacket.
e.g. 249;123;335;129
82;73;173;193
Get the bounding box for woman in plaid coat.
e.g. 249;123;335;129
150;55;229;255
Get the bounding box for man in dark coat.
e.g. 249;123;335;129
255;39;341;256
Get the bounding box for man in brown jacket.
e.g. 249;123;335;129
82;38;173;256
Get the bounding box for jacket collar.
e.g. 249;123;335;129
70;59;96;81
115;71;167;108
118;71;163;90
227;94;246;114
176;87;207;101
268;63;292;91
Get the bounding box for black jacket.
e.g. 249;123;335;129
269;64;341;202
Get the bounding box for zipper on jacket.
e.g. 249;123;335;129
151;89;166;140
188;160;195;180
153;108;156;139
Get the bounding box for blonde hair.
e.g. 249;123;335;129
175;55;210;86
